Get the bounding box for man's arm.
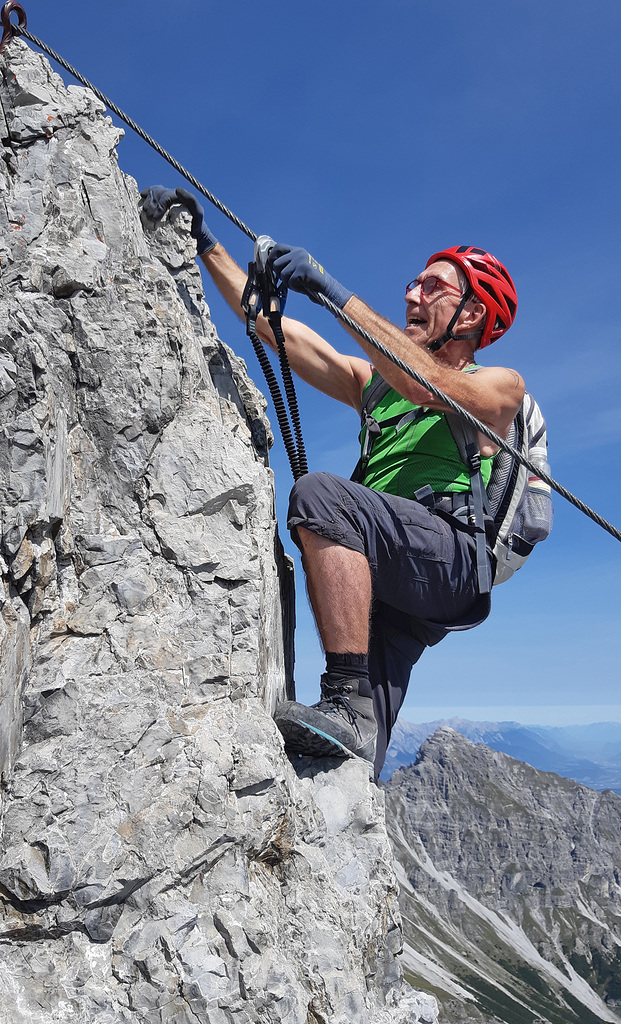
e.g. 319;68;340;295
342;295;524;444
267;243;525;443
139;186;372;411
140;192;522;438
201;245;372;412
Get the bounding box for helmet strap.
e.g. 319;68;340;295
427;289;479;353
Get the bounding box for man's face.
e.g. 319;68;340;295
404;260;465;351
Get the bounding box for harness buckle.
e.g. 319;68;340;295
241;263;261;319
465;440;481;472
414;485;435;508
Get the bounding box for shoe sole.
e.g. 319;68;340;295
278;717;375;778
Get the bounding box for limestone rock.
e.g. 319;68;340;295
0;39;435;1024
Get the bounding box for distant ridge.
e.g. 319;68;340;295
381;718;621;793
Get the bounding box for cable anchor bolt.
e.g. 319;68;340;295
0;1;27;55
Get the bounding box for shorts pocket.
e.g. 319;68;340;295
397;508;452;564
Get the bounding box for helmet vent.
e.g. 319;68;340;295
478;280;498;300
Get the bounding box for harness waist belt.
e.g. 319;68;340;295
428;492;477;516
414;487;477;518
414;486;495;565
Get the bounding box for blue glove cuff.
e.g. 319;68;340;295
322;275;354;310
268;244;353;308
195;226;218;256
174;188;217;255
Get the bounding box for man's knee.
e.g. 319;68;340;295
288;471;336;520
288;472;367;557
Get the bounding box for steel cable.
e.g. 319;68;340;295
11;25;257;242
315;294;621;544
5;20;620;544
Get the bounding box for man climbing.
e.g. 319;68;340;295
141;187;522;780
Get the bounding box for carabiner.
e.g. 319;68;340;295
253;235;287;318
254;235;275;276
0;1;27;55
241;264;262;320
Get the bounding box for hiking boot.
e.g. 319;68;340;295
275;675;377;768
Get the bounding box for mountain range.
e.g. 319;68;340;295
384;728;621;1024
382;718;621;793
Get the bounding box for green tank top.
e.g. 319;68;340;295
360;371;495;498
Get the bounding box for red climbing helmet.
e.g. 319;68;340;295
425;245;518;349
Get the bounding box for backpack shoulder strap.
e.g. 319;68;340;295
351;374;391;483
444;411;492;595
361;373;392;419
352;373;428;483
443;366;493;593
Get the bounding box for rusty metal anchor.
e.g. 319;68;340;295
0;1;27;55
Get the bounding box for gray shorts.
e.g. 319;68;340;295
288;471;491;646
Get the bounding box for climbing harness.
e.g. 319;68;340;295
1;1;620;546
241;237;307;480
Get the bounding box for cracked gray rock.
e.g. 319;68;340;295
0;39;437;1024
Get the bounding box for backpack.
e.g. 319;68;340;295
356;371;553;588
446;389;553;585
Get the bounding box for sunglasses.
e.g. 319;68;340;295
405;275;463;299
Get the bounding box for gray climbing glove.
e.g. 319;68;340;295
140;186;218;255
268;244;353;309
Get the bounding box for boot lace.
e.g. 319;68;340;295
312;680;358;729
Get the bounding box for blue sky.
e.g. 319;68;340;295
14;0;621;726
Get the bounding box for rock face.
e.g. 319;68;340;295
386;728;621;1024
0;40;436;1024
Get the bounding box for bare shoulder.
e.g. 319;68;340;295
467;364;525;444
474;364;524;390
473;364;525;410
